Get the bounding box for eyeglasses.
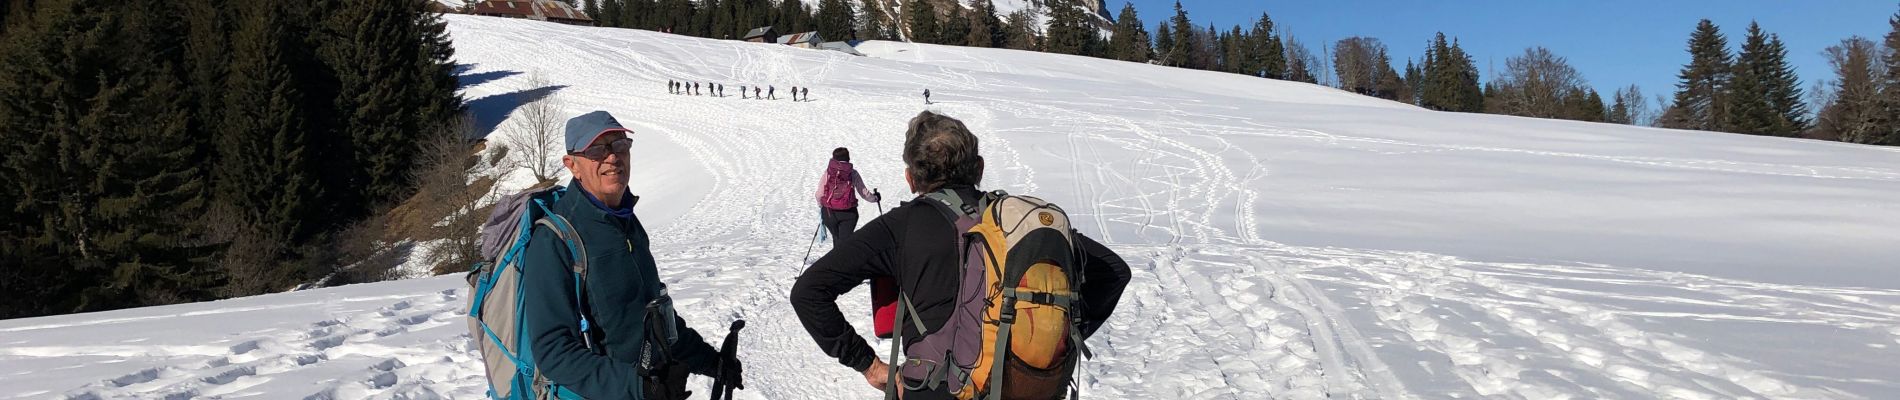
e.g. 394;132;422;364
572;138;632;160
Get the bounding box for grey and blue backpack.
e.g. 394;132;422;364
465;185;592;400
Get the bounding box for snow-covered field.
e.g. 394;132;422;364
6;15;1900;399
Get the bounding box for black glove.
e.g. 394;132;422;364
641;361;693;400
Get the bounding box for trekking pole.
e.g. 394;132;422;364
709;319;746;400
873;189;883;217
799;223;822;266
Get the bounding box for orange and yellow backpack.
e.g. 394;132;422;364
887;190;1090;400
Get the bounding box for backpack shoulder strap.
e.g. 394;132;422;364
919;188;994;222
534;212;600;350
532;214;587;277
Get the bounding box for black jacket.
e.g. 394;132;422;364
789;186;1133;376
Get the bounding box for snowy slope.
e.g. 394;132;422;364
6;15;1900;399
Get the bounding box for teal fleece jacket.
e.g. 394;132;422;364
522;182;719;399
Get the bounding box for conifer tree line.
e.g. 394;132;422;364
850;1;1900;144
0;0;464;318
581;0;859;41
1651;12;1900;145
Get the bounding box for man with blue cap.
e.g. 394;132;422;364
521;110;742;399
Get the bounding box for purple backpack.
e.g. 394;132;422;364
820;160;856;210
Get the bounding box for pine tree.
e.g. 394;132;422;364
1106;2;1148;62
686;0;713;37
1727;22;1806;136
182;0;231;167
1609;85;1644;125
1249;12;1285;79
320;0;463;207
774;0;807;33
979;0;1004;47
1420;33;1452;110
1375;53;1404;101
906;0;937;44
708;0;733;38
1761;31;1809;135
1878;7;1900;145
815;0;854;41
1420;33;1481;112
1663;19;1733;132
1401;59;1422;105
1450;39;1484;112
859;4;887;40
1045;0;1101;57
623;0;653;30
1001;9;1036;50
219;0;323;246
596;0;618;27
1609;91;1632;124
1223;26;1244;74
939;2;969;48
1152;20;1172;61
1564;88;1606;122
1165;1;1192;67
0;0;217;316
1195;24;1217;70
964;0;994;47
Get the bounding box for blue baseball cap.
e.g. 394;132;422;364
564;110;633;153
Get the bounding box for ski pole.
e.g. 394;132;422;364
710;319;746;400
873;189;883;217
800;222;822;266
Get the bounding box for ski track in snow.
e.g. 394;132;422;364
6;16;1900;399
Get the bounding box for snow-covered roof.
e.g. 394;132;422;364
817;41;862;56
470;0;592;22
777;31;822;45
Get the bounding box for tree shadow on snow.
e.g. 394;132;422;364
455;63;522;90
458;70;522;90
464;85;568;140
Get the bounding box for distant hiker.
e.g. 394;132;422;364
792;86;801;101
768;86;776;100
791;111;1132;399
718;83;725;97
801;87;809;102
514;111;743;399
668;80;674;94
741;85;749;99
754;87;762;99
922;88;930;104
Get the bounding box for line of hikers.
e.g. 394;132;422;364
668;79;813;102
467;109;1131;400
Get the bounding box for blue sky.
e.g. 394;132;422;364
1120;0;1897;106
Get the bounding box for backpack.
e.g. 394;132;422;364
886;190;1089;400
466;185;594;400
820;160;857;210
